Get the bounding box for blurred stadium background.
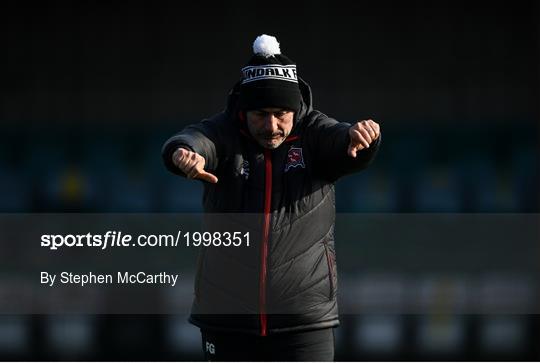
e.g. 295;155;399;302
1;0;539;360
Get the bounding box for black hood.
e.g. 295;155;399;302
224;77;314;135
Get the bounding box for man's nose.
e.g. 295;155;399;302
263;115;278;132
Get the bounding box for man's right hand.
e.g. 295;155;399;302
172;148;218;184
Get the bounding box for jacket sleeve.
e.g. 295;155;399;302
306;112;381;182
161;114;225;178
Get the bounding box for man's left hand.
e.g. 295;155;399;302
348;119;381;158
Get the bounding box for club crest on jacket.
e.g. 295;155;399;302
285;147;305;172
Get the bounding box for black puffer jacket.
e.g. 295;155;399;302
162;78;381;336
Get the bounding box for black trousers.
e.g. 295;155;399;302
200;327;335;361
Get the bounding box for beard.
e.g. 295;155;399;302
255;130;289;149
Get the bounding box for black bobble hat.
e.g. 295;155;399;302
238;34;302;112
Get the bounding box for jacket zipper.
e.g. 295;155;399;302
260;148;272;336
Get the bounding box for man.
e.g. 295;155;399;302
162;34;381;361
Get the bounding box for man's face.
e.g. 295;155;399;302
246;108;294;149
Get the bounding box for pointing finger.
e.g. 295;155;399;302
196;170;219;184
348;144;358;158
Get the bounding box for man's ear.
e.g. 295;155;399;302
238;111;245;121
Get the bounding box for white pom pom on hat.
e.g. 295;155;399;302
252;34;281;57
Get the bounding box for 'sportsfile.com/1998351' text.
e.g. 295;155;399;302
40;231;251;250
